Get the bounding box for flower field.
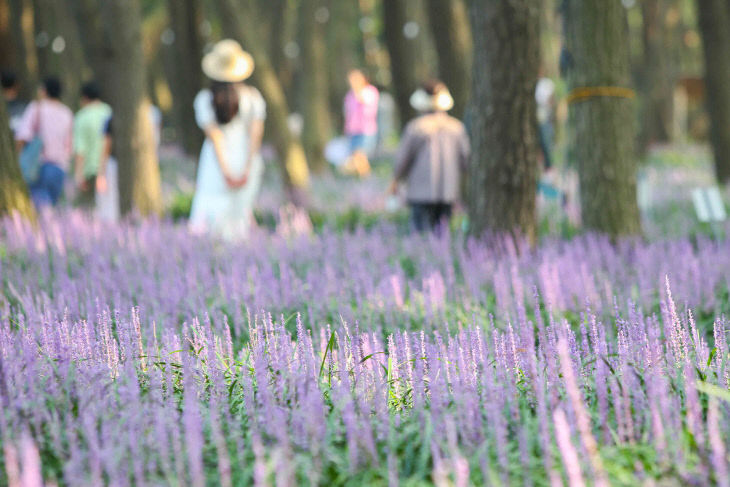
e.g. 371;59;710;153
1;213;730;486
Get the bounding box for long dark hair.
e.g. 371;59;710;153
211;81;239;125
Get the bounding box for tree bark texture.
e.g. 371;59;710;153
564;0;641;236
298;0;332;173
266;0;293;89
327;0;362;129
30;0;52;78
466;0;540;242
100;0;162;216
0;0;13;68
7;0;37;101
166;0;205;156
424;0;472;119
35;0;87;107
0;97;35;221
639;0;677;148
696;0;730;183
214;0;310;195
69;0;114;101
383;0;421;126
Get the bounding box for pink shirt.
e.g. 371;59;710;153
16;100;74;171
344;85;379;136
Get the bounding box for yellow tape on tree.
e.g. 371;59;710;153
566;86;636;104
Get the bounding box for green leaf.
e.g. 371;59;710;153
695;381;730;402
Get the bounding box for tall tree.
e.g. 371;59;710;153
214;0;310;199
69;0;114;97
327;0;362;129
639;0;678;148
298;0;332;172
100;0;162;215
465;0;540;242
7;0;37;100
695;0;730;183
31;0;52;78
264;0;293;87
0;0;12;67
424;0;472;119
563;0;641;236
0;98;35;221
382;0;421;126
166;0;205;156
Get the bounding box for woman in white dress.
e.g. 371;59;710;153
189;39;266;239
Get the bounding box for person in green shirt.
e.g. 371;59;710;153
73;82;112;208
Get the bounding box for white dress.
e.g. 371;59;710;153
189;85;266;239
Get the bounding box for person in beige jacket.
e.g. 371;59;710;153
389;80;470;232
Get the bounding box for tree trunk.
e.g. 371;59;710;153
696;0;730;183
214;0;310;197
327;0;362;130
298;0;332;173
638;0;677;149
166;0;205;156
49;0;87;107
0;98;35;221
31;0;52;78
424;0;472;119
466;0;540;242
564;0;641;236
100;0;162;216
382;0;421;126
0;0;13;67
266;0;293;88
69;0;115;100
7;0;37;101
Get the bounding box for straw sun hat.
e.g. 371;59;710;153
409;83;455;112
202;39;255;82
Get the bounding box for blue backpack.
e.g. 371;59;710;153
18;102;45;183
20;137;43;183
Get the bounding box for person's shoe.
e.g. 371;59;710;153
355;156;371;178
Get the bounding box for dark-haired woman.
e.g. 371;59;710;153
189;40;266;239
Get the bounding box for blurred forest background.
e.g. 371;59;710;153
1;0;730;239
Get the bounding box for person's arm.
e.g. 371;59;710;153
240;119;264;185
194;90;242;188
389;126;418;194
74;154;86;187
238;89;266;185
14;102;36;154
205;125;243;188
73;117;86;188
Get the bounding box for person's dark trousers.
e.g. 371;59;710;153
75;175;97;208
29;162;65;207
410;202;453;233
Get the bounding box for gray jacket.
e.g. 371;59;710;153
394;112;470;203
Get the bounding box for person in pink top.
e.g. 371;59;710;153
343;69;379;177
15;77;74;207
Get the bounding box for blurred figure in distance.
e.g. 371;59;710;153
535;67;556;171
189;39;267;240
15;77;73;208
342;69;379;178
1;70;27;134
389;80;470;233
73;81;112;208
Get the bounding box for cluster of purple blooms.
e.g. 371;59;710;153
1;213;729;486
